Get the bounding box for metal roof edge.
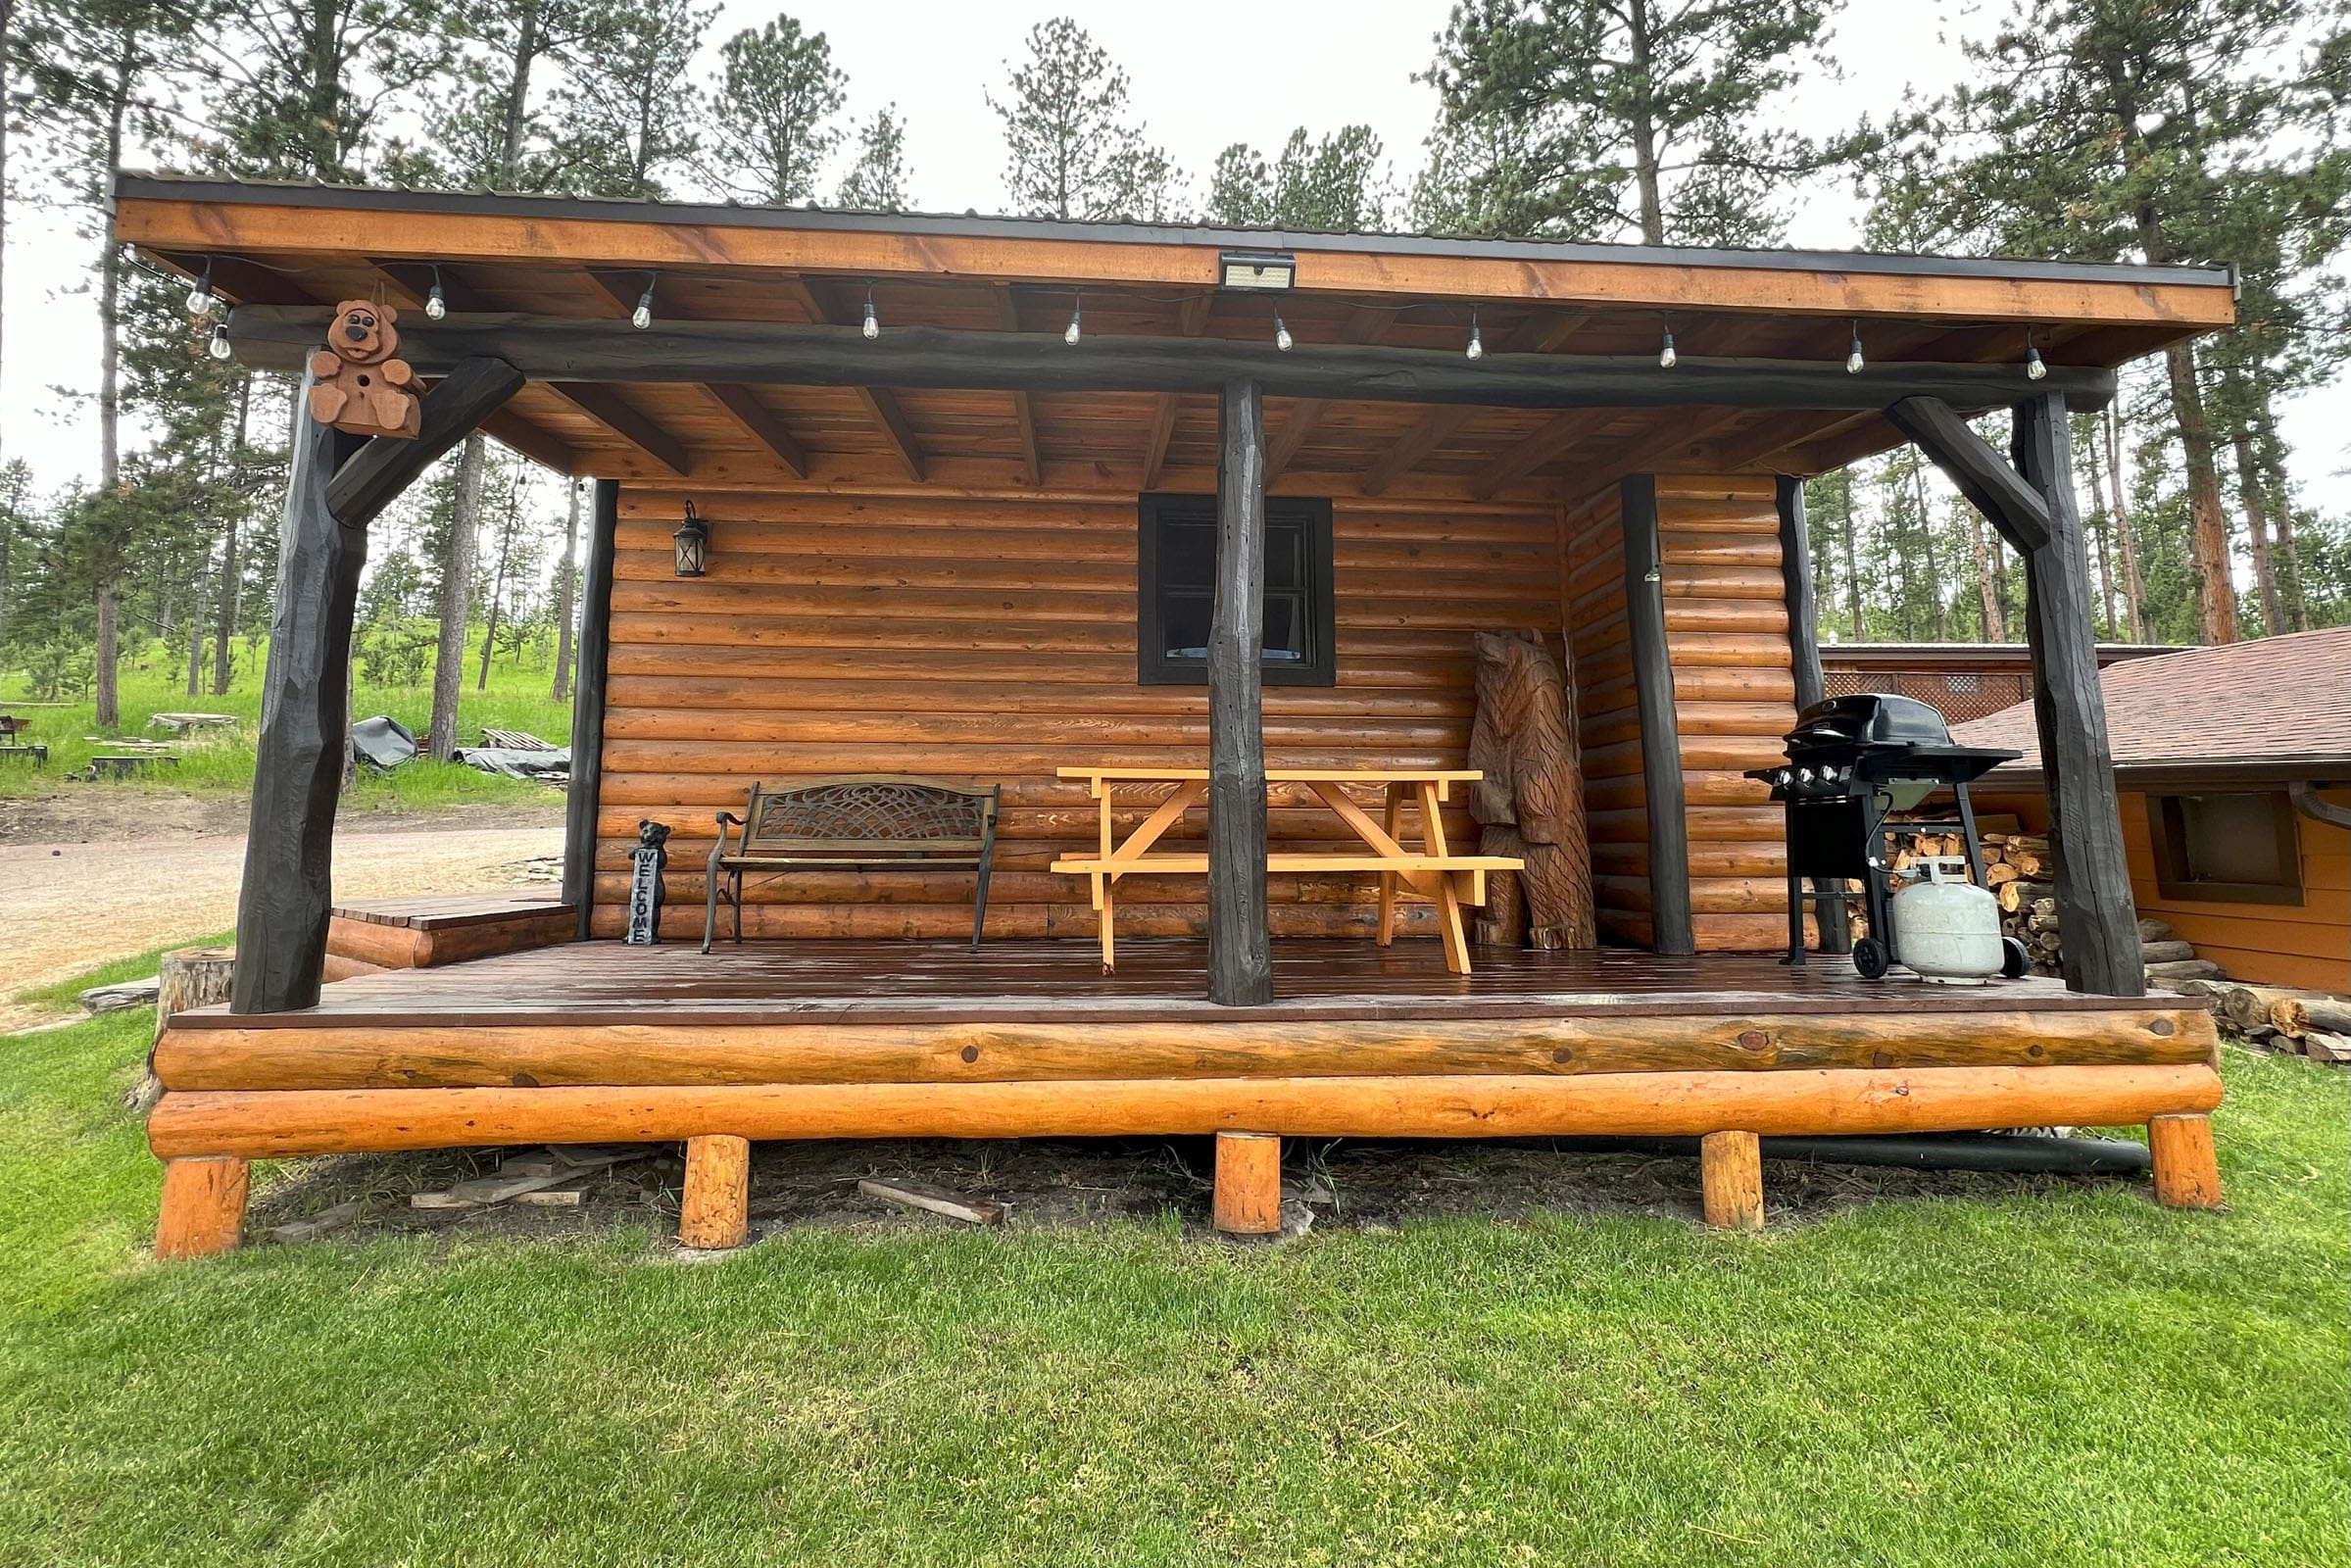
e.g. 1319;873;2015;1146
113;172;2240;293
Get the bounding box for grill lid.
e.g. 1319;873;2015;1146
1786;693;1954;752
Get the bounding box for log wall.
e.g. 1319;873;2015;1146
593;485;1563;941
1566;475;1799;952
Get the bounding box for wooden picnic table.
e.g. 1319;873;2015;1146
1050;766;1522;975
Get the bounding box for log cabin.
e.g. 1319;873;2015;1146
1957;630;2351;993
116;173;2236;1253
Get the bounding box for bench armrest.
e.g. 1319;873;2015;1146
710;811;747;867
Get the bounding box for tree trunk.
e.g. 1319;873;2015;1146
92;49;128;730
552;478;579;701
429;430;485;759
1967;508;2005;640
1905;451;1948;639
214;377;250;695
476;528;508;692
1625;0;1665;245
2103;405;2148;641
2230;421;2283;636
1837;483;1863;640
2248;380;2307;631
2162;341;2235;645
186;547;208;696
2079;425;2118;637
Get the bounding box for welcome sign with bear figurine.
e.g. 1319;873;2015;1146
307;300;422;439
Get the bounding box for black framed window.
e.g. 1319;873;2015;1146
1137;493;1335;686
2148;790;2304;906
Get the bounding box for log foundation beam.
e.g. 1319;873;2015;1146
1212;1130;1283;1236
1699;1130;1765;1230
2147;1112;2223;1209
148;1063;2225;1158
678;1134;752;1249
155;1155;249;1259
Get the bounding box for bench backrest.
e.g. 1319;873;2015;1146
738;775;998;858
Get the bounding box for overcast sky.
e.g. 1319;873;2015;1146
4;0;2341;514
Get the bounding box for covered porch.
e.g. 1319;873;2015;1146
117;176;2238;1253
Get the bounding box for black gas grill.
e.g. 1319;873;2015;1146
1745;694;2023;979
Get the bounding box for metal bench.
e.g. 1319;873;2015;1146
703;775;1001;954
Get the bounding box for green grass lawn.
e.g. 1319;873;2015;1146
0;977;2343;1564
0;634;572;809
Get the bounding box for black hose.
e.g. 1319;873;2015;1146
1546;1132;2151;1175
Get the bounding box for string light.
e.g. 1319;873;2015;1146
1845;318;1865;374
425;265;447;321
186;265;216;318
1465;308;1484;361
861;287;880;340
1273;313;1293;353
2024;333;2047;381
1064;292;1082;346
207;321;233;361
1658;326;1677;369
631;273;657;330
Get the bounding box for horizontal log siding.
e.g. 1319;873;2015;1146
1567;476;1799;953
596;487;1560;941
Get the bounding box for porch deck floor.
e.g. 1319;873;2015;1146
179;938;2175;1030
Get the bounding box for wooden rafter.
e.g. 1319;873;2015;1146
1265;306;1396;481
778;276;925;481
1473;412;1588;501
995;285;1043;487
1360;407;1474;497
1560;409;1752;513
580;269;807;477
554;383;691;477
1142;292;1212;489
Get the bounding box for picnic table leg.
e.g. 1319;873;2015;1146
1100;875;1116;970
1377;784;1401;947
1417;782;1473;976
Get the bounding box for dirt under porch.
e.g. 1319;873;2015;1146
145;937;2226;1253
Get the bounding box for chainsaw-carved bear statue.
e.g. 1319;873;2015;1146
1467;628;1595;950
307;300;421;439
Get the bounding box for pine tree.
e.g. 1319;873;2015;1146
555;0;710;199
1862;0;2344;646
835;105;912;210
1420;0;1849;244
194;0;450;180
1207;126;1389;229
705;14;845;206
989;18;1180;221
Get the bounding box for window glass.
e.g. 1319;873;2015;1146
1139;495;1334;686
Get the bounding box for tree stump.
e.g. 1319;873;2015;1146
129;946;236;1112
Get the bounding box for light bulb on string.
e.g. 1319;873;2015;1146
1064;293;1082;346
186;266;216;318
425;266;447;321
1845;319;1865;374
207;321;233;361
862;288;880;340
631;274;657;330
1658;327;1677;369
2025;343;2047;381
1273;313;1293;353
1465;309;1484;361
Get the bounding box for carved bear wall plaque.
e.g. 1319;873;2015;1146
307;300;421;439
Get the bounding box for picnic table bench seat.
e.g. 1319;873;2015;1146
704;776;1000;954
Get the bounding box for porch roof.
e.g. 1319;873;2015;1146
117;172;2238;504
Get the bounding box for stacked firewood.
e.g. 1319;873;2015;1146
2178;981;2351;1064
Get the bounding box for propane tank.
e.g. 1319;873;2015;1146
1889;857;2004;984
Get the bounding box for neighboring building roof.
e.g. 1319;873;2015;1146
1952;628;2351;784
1820;642;2187;669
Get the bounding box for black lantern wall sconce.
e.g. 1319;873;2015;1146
673;501;708;577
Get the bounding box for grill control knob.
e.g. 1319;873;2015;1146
1775;768;1792;786
1796;766;1815;784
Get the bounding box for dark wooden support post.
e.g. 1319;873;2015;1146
1620;475;1694;956
229;401;367;1013
1207;377;1273;1006
563;479;620;940
2012;394;2144;997
1774;474;1848;956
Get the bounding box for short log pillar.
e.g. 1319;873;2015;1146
156;1155;249;1259
678;1134;751;1250
2147;1112;2223;1209
1212;1130;1282;1236
1699;1130;1765;1231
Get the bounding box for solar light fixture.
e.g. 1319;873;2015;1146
1219;250;1296;291
673;501;708;578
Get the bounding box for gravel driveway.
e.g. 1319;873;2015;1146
1;820;563;1027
